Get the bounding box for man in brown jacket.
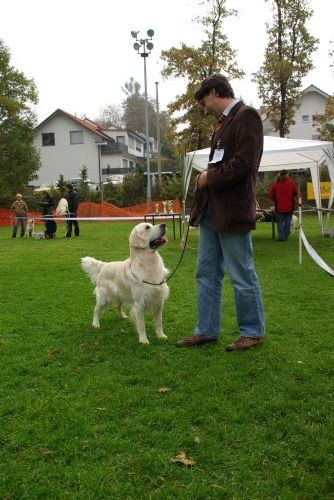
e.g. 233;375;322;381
10;193;28;238
177;75;265;351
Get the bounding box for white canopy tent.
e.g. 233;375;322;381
184;137;334;223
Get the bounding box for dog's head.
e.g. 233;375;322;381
129;223;167;251
27;218;34;227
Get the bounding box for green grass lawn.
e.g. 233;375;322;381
0;217;333;499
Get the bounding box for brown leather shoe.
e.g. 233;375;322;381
226;336;264;352
176;334;218;347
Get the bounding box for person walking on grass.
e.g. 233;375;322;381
176;74;265;351
10;193;28;238
269;169;298;241
65;183;79;237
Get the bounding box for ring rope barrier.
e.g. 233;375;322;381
299;226;334;277
2;210;333;278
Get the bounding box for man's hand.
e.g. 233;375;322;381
197;171;208;189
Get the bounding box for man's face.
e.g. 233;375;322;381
200;89;220;118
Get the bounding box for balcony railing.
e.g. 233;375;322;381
101;142;128;155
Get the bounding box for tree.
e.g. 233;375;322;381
120;173;146;206
122;78;157;137
122;77;141;97
253;0;318;137
56;173;66;196
0;39;40;196
96;104;124;128
78;165;90;200
314;95;334;143
161;0;244;151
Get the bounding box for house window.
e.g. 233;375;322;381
136;139;141;152
70;131;84;144
117;136;125;144
42;132;55;146
129;135;135;148
129;161;134;171
302;115;309;123
122;159;128;169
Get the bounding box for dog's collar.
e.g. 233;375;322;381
129;263;165;286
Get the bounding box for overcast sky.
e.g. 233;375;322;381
1;0;333;123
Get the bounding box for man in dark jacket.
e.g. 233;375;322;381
39;191;57;238
177;75;265;351
39;191;54;216
65;183;79;237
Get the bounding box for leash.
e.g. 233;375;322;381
129;220;191;286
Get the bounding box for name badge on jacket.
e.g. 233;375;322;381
209;148;224;164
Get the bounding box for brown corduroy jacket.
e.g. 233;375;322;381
189;101;263;233
10;199;28;217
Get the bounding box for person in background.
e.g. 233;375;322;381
39;191;57;238
176;74;265;352
39;191;54;216
10;193;28;238
269;169;298;241
65;183;79;237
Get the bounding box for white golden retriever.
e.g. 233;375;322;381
291;214;299;230
25;218;34;237
81;222;169;344
56;197;69;216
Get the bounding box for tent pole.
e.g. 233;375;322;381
299;196;302;265
316;160;324;234
181;200;186;239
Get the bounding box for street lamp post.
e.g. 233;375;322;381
131;29;154;203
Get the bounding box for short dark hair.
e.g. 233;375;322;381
277;170;289;182
66;183;73;190
195;74;235;101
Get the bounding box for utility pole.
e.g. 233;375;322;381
155;81;162;190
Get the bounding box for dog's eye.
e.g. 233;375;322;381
145;225;150;230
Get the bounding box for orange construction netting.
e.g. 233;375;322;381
0;200;181;226
0;210;44;227
77;200;181;218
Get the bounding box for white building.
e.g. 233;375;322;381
260;84;333;139
33;109;147;186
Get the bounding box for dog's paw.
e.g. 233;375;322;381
92;322;100;328
139;338;150;344
157;332;167;340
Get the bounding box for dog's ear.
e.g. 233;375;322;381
129;228;147;249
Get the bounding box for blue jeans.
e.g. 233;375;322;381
194;209;265;339
276;212;292;241
12;216;27;237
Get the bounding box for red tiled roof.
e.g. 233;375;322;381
35;109;115;143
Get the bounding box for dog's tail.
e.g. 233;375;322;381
81;257;104;285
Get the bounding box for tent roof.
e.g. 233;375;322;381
185;136;334;214
189;136;333;172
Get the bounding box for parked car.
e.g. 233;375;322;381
33;182;58;193
66;178;98;191
103;174;124;185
